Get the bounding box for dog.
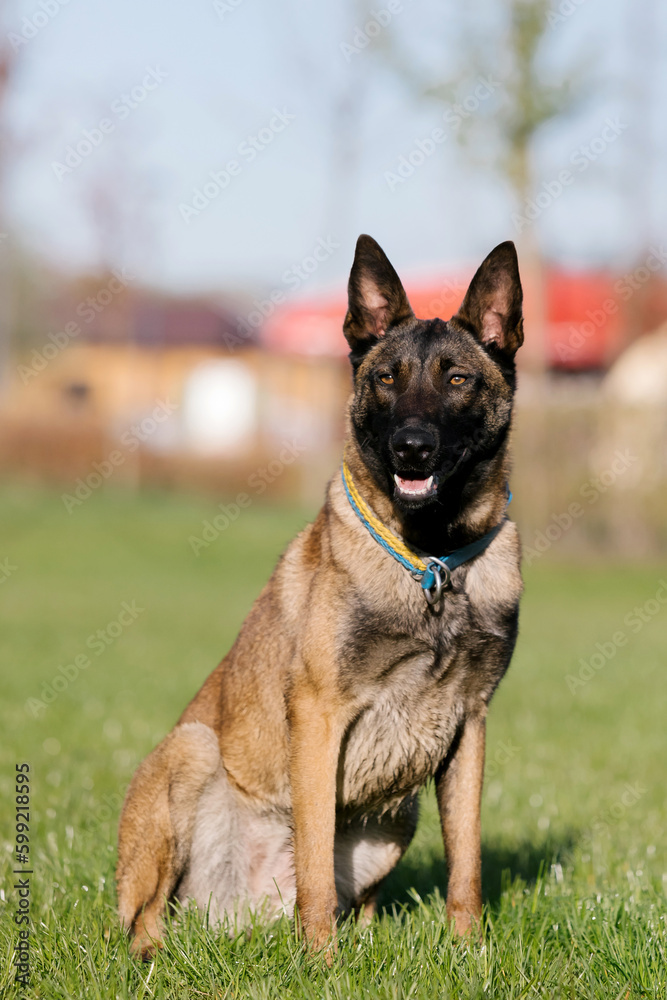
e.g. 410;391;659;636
116;234;524;958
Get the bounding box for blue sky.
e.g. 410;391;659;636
4;0;666;294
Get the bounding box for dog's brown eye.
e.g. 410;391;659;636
379;373;394;385
450;376;466;385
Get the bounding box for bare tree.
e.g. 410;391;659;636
378;0;588;373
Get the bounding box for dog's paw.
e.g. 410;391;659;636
300;911;338;965
447;903;482;941
306;927;338;967
129;930;163;962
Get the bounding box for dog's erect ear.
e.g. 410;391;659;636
344;235;414;358
453;241;523;357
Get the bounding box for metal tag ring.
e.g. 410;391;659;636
423;557;451;606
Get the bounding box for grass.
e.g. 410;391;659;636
0;482;666;999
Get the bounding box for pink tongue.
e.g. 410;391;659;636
397;477;429;493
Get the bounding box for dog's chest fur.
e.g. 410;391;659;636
332;559;517;814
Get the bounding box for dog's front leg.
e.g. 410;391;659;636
435;712;486;937
288;680;344;953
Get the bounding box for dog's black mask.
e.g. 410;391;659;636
344;235;524;511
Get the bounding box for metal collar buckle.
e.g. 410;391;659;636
422;557;451;606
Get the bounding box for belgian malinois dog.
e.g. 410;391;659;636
117;235;524;958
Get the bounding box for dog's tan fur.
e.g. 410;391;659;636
117;236;524;958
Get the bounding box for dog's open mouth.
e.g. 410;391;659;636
393;474;437;500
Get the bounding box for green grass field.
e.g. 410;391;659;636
1;484;665;999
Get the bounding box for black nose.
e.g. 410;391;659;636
391;426;436;467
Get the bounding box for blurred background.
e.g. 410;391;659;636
0;0;666;555
1;6;667;992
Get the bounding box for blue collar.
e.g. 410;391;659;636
341;461;511;606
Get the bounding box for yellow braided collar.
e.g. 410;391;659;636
341;461;427;574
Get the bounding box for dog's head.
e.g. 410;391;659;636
344;235;523;511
